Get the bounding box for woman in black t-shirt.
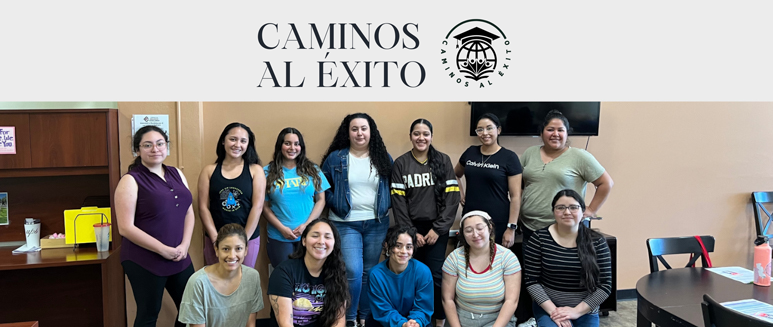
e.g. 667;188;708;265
198;122;266;268
268;219;349;327
454;113;523;246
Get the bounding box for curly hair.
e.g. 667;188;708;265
289;219;349;327
457;212;496;278
266;128;323;194
214;122;261;165
382;225;417;258
128;125;169;173
552;189;600;292
410;119;447;218
321;113;391;177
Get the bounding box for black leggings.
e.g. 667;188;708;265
413;220;450;321
122;260;194;327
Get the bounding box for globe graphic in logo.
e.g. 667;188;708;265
455;27;499;81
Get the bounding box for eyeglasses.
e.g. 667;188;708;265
554;205;581;212
475;126;496;135
140;141;168;150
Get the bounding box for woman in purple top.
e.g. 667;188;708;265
115;126;195;327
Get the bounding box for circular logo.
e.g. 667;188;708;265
440;19;510;88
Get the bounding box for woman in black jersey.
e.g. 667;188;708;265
454;113;523;247
390;118;460;327
198;122;266;268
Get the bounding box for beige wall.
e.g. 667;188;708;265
118;101;771;325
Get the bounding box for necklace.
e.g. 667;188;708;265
482;153;493;165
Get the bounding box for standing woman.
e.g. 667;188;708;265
519;110;613;243
178;223;264;327
198;122;266;268
441;211;521;327
454;113;523;246
322;113;393;327
523;190;612;327
268;219;349;327
264;127;330;268
366;226;434;327
391;118;460;327
115;126;195;327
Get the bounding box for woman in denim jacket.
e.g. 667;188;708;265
322;112;393;327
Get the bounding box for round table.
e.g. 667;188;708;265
636;267;773;326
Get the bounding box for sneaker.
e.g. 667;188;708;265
345;321;357;327
517;317;536;327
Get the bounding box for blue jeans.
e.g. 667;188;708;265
332;217;390;321
533;302;599;327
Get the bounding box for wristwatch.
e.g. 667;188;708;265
507;223;518;230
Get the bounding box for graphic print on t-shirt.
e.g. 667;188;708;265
292;282;326;326
219;186;243;212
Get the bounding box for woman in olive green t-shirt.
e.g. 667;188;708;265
519;110;614;241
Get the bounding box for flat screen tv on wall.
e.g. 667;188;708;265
469;102;601;136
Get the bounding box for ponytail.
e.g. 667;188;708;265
427;144;446;215
577;223;600;292
127;156;142;173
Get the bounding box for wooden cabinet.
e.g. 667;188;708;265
29;112;108;168
0;112;108;169
0;109;124;327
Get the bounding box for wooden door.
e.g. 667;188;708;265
29;113;108;168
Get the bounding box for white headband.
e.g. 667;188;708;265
460;210;492;227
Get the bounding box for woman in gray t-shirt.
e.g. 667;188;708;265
178;224;264;327
520;110;614;241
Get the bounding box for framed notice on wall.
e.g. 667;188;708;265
0;126;16;154
131;115;170;155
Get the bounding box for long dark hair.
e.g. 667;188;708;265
289;219;349;327
215;122;261;165
321;113;391;177
540;109;571;135
457;211;496;277
476;113;501;144
266;128;323;193
128;125;168;173
410;119;447;216
551;189;600;292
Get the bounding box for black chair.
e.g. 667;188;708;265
702;294;773;327
646;235;715;273
752;192;773;239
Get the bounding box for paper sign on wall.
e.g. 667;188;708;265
131;115;170;155
0;127;16;154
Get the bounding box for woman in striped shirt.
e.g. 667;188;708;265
523;189;612;327
441;210;521;327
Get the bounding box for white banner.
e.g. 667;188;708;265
0;0;771;101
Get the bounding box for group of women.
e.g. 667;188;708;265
114;109;614;327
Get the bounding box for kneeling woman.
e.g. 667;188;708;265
523;190;612;327
178;224;264;327
367;226;434;327
268;219;349;327
441;211;521;327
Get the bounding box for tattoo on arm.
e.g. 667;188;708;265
270;295;280;311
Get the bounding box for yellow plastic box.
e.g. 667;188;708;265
64;207;112;245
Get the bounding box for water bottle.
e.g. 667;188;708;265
754;236;771;286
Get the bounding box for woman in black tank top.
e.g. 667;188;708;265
198;122;266;268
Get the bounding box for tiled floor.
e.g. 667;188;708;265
600;300;637;327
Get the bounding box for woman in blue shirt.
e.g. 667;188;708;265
264;127;330;268
367;225;433;327
322;112;393;327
